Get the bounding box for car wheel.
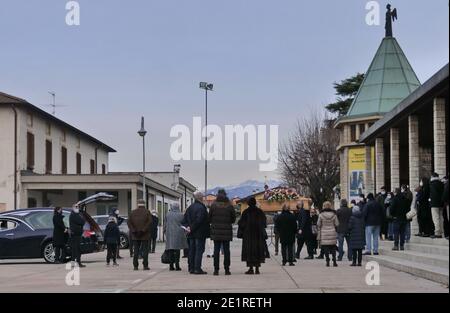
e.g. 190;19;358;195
43;241;56;263
119;233;129;249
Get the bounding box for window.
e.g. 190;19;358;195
0;220;18;231
102;164;106;174
350;125;357;142
27;132;35;170
359;124;366;138
76;136;81;149
76;153;81;174
45;140;52;174
157;201;163;226
61;147;67;174
61;130;66;142
90;159;95;174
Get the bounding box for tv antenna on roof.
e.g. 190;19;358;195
46;92;67;115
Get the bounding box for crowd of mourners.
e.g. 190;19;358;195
53;172;448;273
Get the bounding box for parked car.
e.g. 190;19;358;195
0;193;114;263
92;215;129;249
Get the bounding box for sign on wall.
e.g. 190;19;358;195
348;147;374;203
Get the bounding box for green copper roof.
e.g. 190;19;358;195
346;37;420;117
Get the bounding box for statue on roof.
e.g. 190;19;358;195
385;4;398;37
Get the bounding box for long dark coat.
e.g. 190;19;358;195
275;210;297;245
127;207;152;241
150;215;159;240
430;177;444;207
238;205;266;265
69;212;85;237
297;208;313;239
182;200;210;239
209;196;236;242
53;212;67;246
348;209;366;250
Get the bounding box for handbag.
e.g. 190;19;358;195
161;250;171;264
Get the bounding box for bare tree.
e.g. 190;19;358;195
279;112;340;208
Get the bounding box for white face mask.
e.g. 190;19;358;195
420;181;423;187
73;208;80;214
114;210;119;215
381;191;386;195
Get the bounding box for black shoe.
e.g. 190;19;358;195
289;262;295;266
350;263;356;267
225;270;231;276
78;264;86;268
143;267;150;271
358;263;362;267
292;258;297;262
373;252;379;256
333;262;338;267
317;256;324;260
392;246;399;251
363;251;371;256
134;267;139;271
170;267;175;271
282;262;286;266
295;255;300;259
213;271;219;276
194;270;207;275
326;262;330;267
304;256;314;260
337;257;343;262
400;246;405;251
117;256;123;259
245;269;254;275
255;268;260;275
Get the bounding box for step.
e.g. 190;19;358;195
378;248;449;269
365;255;449;285
379;241;449;256
409;236;450;246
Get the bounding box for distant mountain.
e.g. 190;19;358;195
207;179;282;199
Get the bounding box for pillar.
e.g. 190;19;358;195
341;148;349;200
390;128;400;191
364;145;374;195
375;138;385;192
433;98;447;177
408;115;420;235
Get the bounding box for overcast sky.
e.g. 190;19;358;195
1;0;448;189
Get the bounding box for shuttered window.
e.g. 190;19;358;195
102;164;106;174
90;159;95;174
45;140;52;174
76;153;81;174
27;132;35;170
61;147;67;174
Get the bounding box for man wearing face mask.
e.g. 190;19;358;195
53;207;68;263
110;207;124;259
69;204;86;267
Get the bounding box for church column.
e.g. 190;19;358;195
364;145;374;195
341;148;349;200
408;115;420;235
375;138;385;192
390;128;400;191
433;98;447;177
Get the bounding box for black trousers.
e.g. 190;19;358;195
168;249;180;267
352;249;362;265
213;241;231;271
107;243;118;263
54;244;65;262
418;206;435;236
322;245;337;263
70;236;82;264
281;242;294;263
149;238;157;253
296;236;314;258
133;240;149;268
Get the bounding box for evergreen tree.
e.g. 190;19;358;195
326;73;364;116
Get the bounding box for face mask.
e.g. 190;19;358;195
381;191;386;195
114;210;119;215
420;181;423;187
73;208;80;214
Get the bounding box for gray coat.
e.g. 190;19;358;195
164;208;188;250
317;209;339;246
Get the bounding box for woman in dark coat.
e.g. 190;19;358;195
416;178;434;237
52;207;68;263
238;197;267;275
348;206;365;266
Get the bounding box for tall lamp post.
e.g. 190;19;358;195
138;116;147;208
199;82;213;198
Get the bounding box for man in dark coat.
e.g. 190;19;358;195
362;193;384;255
149;210;159;253
336;199;353;261
53;207;68;263
182;192;210;275
390;188;409;250
376;186;388;239
430;173;445;238
348;206;365;266
296;203;314;259
69;204;86;267
209;189;236;276
127;199;152;270
238;197;266;275
273;212;281;256
109;207;124;259
275;205;297;266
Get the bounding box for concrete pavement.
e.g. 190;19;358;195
0;240;447;293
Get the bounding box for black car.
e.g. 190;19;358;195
0;193;114;263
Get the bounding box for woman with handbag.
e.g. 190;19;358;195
317;201;339;267
164;203;188;271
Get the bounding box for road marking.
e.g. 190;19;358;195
132;279;143;284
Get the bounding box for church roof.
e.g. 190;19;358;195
345;37;420;118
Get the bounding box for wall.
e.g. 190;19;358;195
0;107;15;212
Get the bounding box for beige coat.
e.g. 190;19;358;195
317;209;339;246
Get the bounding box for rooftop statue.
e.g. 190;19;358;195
385;4;398;37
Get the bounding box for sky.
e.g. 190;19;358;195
1;0;448;190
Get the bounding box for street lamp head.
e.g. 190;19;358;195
199;82;213;91
138;116;147;137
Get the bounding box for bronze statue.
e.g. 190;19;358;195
385;4;398;37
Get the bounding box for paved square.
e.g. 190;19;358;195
0;241;447;293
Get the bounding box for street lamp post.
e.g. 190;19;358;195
138;116;147;208
199;82;213;198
